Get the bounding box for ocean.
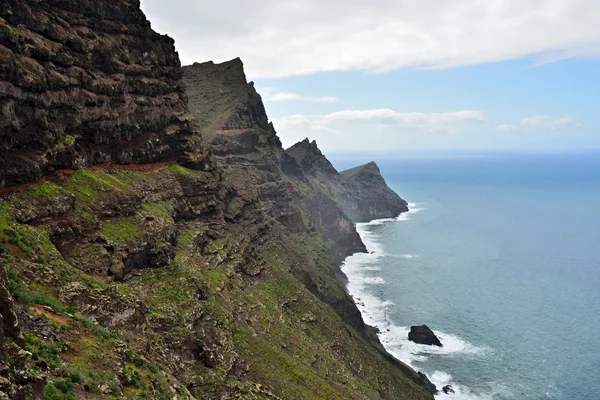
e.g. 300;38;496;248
328;150;600;400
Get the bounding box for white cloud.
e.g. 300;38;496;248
141;0;600;78
496;116;582;132
274;109;484;135
260;88;340;103
497;124;520;132
520;115;582;129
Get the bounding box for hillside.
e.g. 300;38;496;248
0;1;433;399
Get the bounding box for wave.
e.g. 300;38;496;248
343;203;490;400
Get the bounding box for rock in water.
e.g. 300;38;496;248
408;325;443;347
443;385;455;394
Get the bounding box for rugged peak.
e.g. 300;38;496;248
187;57;247;86
337;161;408;222
286;139;337;176
183;59;270;133
340;161;381;179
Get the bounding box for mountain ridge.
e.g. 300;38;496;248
0;2;434;398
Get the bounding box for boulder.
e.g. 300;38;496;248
443;385;455;394
408;325;443;347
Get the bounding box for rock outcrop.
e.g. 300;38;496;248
338;161;408;222
408;325;443;347
0;0;207;188
443;384;455;394
0;2;435;399
286;138;409;223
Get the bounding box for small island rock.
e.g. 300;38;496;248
443;385;455;394
408;325;443;347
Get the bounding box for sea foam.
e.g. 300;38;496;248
342;203;489;400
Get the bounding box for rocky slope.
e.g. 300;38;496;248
0;1;434;399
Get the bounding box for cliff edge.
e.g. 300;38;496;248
286;138;409;223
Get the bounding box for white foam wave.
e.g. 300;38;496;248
342;201;491;400
362;277;386;285
400;254;418;259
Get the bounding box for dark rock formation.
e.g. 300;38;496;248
443;385;455;394
286;138;338;177
0;0;207;188
409;325;443;347
184;58;270;133
285;138;409;224
338;161;409;222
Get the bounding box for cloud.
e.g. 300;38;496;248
496;124;520;132
260;88;340;103
496;116;582;132
274;109;485;135
520;115;582;129
140;0;600;78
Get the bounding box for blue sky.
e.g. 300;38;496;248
141;0;600;151
254;58;599;150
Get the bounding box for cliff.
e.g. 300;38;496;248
0;2;433;399
338;162;409;222
286;139;409;223
0;0;208;188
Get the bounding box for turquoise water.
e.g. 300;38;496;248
330;151;600;400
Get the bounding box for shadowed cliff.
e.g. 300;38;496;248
286;138;409;223
0;0;209;188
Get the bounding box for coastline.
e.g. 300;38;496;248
341;203;484;399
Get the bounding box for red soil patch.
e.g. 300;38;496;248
28;305;69;326
97;162;172;174
0;177;47;197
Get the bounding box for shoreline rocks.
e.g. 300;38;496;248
408;325;443;347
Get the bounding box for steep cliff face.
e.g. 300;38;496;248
0;0;207;188
183;60;370;335
338;161;409;222
0;2;434;399
286;139;409;223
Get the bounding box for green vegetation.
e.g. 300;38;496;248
65;169;131;204
27;181;63;199
43;380;75;400
167;164;198;176
100;219;143;246
141;202;174;219
0;158;431;399
62;135;76;146
24;333;63;370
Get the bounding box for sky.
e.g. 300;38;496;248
140;0;600;151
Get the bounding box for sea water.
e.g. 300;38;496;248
329;151;600;400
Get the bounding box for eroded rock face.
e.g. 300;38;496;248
0;0;204;187
338;161;409;223
409;325;443;347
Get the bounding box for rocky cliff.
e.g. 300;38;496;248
0;0;207;188
0;1;433;399
338;162;408;222
286;138;409;223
